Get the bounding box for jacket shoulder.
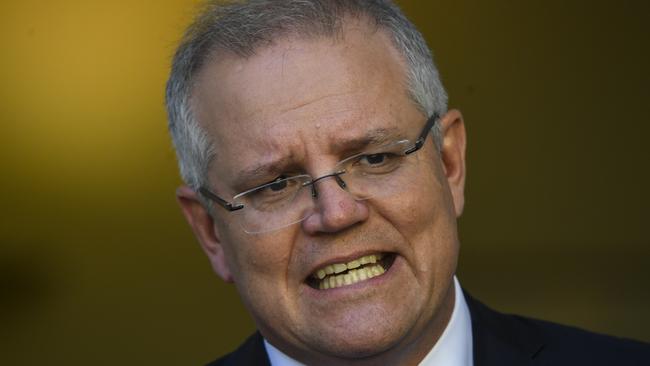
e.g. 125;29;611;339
465;292;650;366
529;316;650;365
206;332;270;366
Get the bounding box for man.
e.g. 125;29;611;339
165;1;650;365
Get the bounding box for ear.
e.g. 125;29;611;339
438;109;467;217
176;185;234;282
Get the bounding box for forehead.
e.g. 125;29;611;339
192;20;422;183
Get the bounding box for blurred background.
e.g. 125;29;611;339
1;0;648;364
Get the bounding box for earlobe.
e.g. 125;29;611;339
438;109;467;217
176;185;234;283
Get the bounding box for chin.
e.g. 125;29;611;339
311;336;399;360
300;310;416;361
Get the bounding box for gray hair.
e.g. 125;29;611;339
165;0;448;191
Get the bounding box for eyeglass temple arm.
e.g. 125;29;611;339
405;113;439;155
198;187;244;212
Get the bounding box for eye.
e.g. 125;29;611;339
360;153;390;166
267;176;288;192
348;150;404;176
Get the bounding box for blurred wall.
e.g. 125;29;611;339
1;0;648;364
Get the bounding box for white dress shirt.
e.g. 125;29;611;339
264;276;474;366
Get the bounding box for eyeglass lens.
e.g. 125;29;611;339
231;140;424;234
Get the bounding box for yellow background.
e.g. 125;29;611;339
1;1;648;364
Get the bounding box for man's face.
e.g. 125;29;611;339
182;21;466;363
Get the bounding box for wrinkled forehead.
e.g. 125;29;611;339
191;21;422;183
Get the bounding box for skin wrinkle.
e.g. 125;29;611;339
281;46;287;80
235;124;404;189
306;121;440;362
280;91;356;115
168;5;450;195
194;24;409;184
232;103;370;187
229;103;364;189
180;18;464;365
392;140;442;283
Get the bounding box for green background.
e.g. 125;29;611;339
1;0;648;364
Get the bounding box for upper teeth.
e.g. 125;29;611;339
314;253;384;280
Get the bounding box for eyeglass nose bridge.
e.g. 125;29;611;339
302;170;348;199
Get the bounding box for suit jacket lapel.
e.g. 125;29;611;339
219;332;271;366
465;291;544;366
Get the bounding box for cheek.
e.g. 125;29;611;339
218;224;295;285
393;162;446;229
218;228;303;333
378;158;459;271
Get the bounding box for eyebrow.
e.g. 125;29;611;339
232;158;294;190
330;126;404;153
232;126;406;189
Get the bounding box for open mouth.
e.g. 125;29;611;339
306;253;397;290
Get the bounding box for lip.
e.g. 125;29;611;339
302;254;403;296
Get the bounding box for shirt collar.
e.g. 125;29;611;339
264;276;473;366
418;276;473;366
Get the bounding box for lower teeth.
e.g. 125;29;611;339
318;264;385;290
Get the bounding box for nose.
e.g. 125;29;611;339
301;174;369;234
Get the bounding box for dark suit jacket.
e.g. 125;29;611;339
208;292;650;365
